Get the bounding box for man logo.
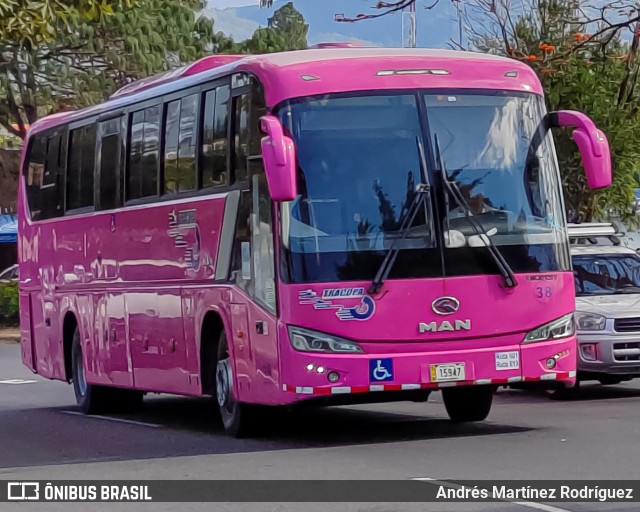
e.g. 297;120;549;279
431;296;460;315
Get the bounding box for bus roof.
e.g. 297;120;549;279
27;47;542;138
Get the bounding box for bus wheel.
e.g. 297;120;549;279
441;385;494;422
71;327;108;414
544;380;579;400
216;331;255;438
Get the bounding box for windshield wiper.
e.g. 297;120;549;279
434;134;518;288
368;138;433;295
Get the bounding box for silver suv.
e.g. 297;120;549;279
571;224;640;390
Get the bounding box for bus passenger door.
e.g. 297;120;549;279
230;157;279;403
247;160;279;401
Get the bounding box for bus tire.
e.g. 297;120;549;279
71;327;110;415
216;330;255;438
441;385;494;422
544;380;580;400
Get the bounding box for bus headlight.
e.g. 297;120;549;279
288;326;364;353
575;312;606;331
522;314;575;344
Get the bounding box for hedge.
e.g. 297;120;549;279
0;281;19;325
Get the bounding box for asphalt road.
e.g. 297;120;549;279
2;343;640;512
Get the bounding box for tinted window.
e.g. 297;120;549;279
99;118;121;210
233;94;249;182
25;136;46;220
250;83;267;156
231;190;251;290
178;94;198;192
250;160;276;311
202;86;230;188
67;125;96;210
573;254;640;296
164;100;180;194
24;133;66;220
164;94;198;194
127;106;159;200
43;134;64;218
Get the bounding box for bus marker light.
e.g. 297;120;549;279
306;363;315;371
316;366;325;374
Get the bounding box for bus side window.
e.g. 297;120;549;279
98;118;122;210
249;81;267;157
25;135;47;220
24;131;65;220
164;94;199;195
230;190;252;290
67;125;96;211
201;85;230;188
127;106;159;201
233;94;249;183
250;160;276;313
44;132;65;218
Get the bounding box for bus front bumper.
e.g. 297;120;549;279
278;336;577;402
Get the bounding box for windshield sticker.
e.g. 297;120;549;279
298;288;376;321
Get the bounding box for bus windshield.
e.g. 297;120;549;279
277;90;570;284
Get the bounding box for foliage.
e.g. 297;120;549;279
0;133;21;150
236;2;308;53
0;0;132;48
0;281;19;325
466;0;640;222
266;2;308;50
0;0;220;139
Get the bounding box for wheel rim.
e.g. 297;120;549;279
216;358;234;415
75;348;87;396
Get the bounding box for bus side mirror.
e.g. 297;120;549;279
549;110;612;190
260;115;297;202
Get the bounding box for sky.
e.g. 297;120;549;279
211;0;256;8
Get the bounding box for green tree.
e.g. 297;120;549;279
0;0;131;47
467;0;640;222
267;2;308;50
0;0;220;139
240;28;288;54
239;2;308;53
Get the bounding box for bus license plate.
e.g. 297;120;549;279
430;363;466;382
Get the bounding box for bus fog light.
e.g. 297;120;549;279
546;358;556;369
328;371;340;383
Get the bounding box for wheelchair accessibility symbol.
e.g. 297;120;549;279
369;358;393;382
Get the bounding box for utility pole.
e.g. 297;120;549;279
402;2;416;48
451;0;463;48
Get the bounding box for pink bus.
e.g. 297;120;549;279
17;47;612;437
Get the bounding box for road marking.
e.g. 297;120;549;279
61;410;162;428
0;379;37;384
412;477;572;512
